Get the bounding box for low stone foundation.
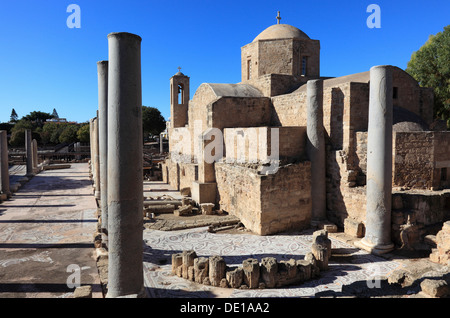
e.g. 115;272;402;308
171;230;331;289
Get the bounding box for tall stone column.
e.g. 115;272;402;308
32;139;38;172
25;129;33;177
0;131;11;197
92;116;100;200
97;60;109;243
355;65;394;255
106;32;145;298
306;79;326;223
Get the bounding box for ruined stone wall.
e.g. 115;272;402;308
223;126;306;162
215;163;262;233
392;69;434;125
433;132;450;189
326;149;366;228
271;91;307;127
215;162;311;235
162;159;197;191
393;132;435;189
211;97;272;130
259;162;311;235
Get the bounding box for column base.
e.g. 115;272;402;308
354;238;394;255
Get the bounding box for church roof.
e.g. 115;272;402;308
253;24;310;42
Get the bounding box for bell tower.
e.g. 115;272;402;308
170;67;190;128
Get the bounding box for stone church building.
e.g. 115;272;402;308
162;18;450;244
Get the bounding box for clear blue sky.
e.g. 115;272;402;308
0;0;449;124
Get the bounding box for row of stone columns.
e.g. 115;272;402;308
25;129;39;177
91;32;145;298
306;65;394;255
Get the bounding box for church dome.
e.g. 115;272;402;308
253;24;310;42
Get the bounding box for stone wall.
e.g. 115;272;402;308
223;126;306;163
393;132;450;190
215;162;311;235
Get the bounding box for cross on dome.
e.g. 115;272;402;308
276;11;281;24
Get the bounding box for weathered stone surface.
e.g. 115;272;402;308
174;205;193;217
180;187;191;196
261;257;278;288
420;279;450;298
73;285;92;298
226;267;243;289
194;257;209;284
209;255;226;287
182;250;197;279
344;218;365;238
311;243;328;271
277;259;298;286
313;230;332;259
243;258;260;289
429;221;450;265
200;203;215;215
296;260;312;281
172;252;183;274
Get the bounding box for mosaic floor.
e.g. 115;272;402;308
143;226;403;298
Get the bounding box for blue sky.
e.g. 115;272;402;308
0;0;449;124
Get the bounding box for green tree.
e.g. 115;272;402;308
22;111;54;125
59;124;79;143
142;106;166;138
52;108;59;119
10;108;18;122
77;124;90;143
406;25;450;128
9;119;33;147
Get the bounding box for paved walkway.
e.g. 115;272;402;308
0;163;102;298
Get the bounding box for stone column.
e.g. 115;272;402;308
25;129;33;177
0;131;11;197
355;65;394;255
97;60;109;243
92;116;100;200
32;139;38;172
106;32;145;298
306;79;326;223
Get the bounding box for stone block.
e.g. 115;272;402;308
261;257;278;288
226;267;243;289
311;243;329;271
344;218;365;238
182;250;197;279
174;205;192;216
200;203;215;215
243;258;260;289
73;285;92;298
194;257;209;284
420;279;450;298
180;187;191;196
209;255;226;287
191;181;216;204
172;253;183;275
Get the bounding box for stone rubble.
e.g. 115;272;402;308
171;230;331;289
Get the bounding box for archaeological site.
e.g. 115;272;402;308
0;12;449;302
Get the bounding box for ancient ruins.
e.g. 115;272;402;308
1;15;449;299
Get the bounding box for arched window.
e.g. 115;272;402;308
178;83;184;104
